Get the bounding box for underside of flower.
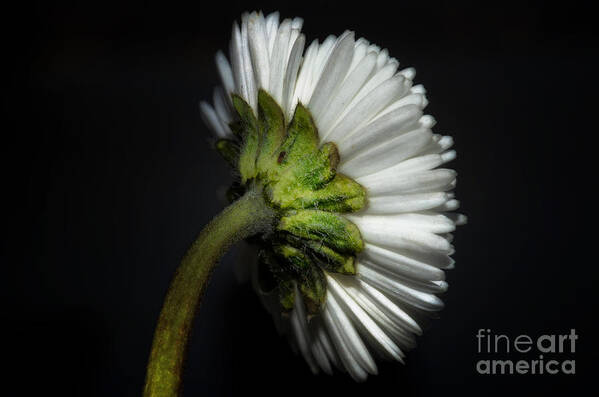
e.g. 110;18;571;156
200;10;466;381
217;89;367;315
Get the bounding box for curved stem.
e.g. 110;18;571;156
143;188;275;396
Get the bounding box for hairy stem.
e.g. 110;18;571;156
144;188;275;396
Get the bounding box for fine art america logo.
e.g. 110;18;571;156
476;329;577;375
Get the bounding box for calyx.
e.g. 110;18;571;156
216;89;367;314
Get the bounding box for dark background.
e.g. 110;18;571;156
5;0;598;395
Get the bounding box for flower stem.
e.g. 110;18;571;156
143;188;275;396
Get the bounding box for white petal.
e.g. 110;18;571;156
361;243;446;281
247;13;270;91
291;311;318;373
369;212;456;233
393;248;455;269
212;87;233;127
291;288;318;373
348;39;369;73
325;292;377;375
360;260;448;293
314;318;341;369
293;39;319;105
215;51;235;97
340;128;432;177
422;135;454;155
291;17;304;30
288;27;301;56
368;44;380;55
364;192;451;214
376;93;428;118
229;22;245;97
375;49;389;69
441;150;457;163
411;84;426;94
347;213;453;253
419;115;436;128
282;34;305;119
309;31;355;121
327;274;404;361
357;279;422;335
303;35;337;104
358;264;444;311
322;300;369;381
337;277;416;349
316;51;377;134
336;55;399;120
310;334;333;374
265;12;280;55
399;67;416;80
337;104;423;158
240;15;257;110
371;153;447;177
324;74;409;142
269;20;292;104
313;35;337;78
199;101;227;138
435;199;460;212
358;168;457;196
447;213;468;225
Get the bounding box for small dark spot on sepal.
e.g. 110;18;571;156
277;151;286;164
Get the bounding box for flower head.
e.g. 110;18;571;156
200;11;465;380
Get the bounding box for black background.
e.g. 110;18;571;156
5;0;598;396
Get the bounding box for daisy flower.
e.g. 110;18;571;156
198;10;466;381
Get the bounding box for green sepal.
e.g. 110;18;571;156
298;264;327;315
283;234;356;275
273;244;311;275
276;104;319;169
258;248;297;312
304;240;357;275
232;94;260;183
272;141;340;196
278;209;364;254
293;141;340;189
273;244;327;314
266;172;366;212
278;278;296;312
215;139;239;168
255;90;286;177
